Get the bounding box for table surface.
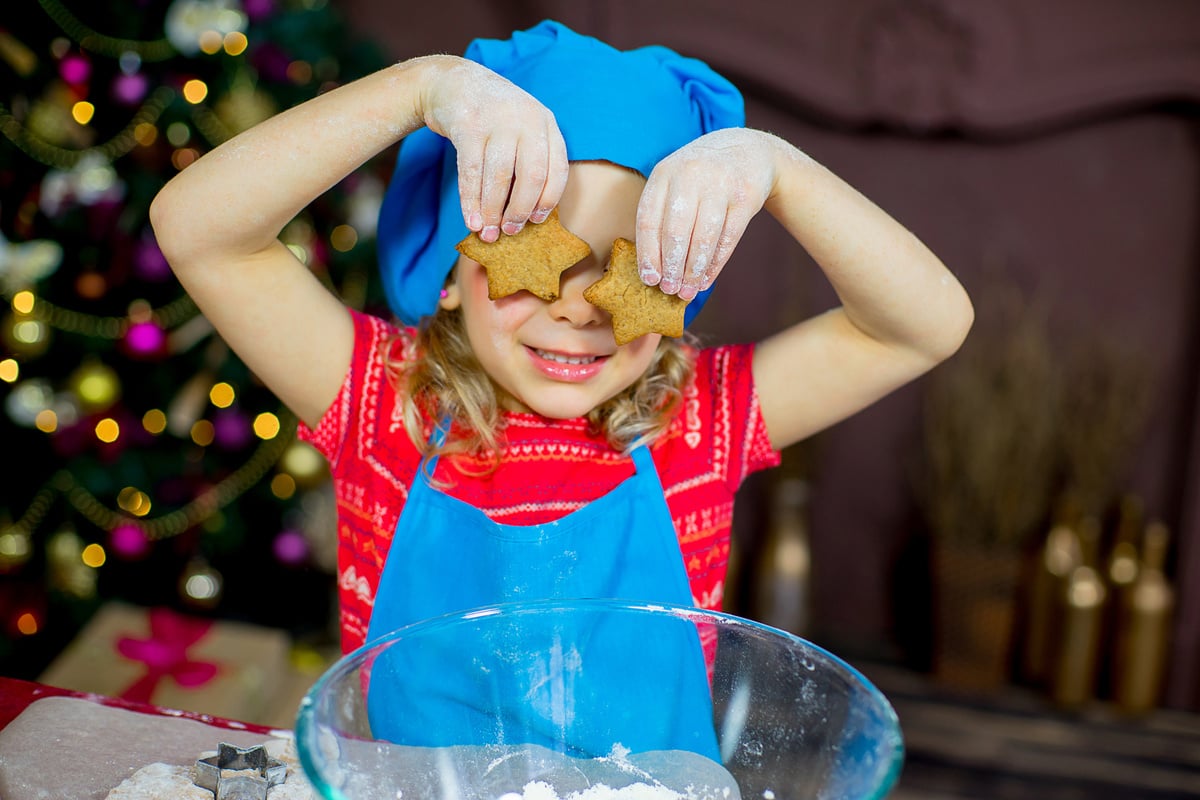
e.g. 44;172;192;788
5;670;1199;800
859;664;1200;799
0;675;291;800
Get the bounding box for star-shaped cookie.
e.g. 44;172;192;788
583;238;690;345
455;208;592;302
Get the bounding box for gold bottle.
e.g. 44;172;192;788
1022;494;1082;685
752;475;812;637
1051;516;1107;708
1101;495;1143;696
1113;521;1174;715
1105;496;1143;605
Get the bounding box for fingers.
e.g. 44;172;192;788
636;130;774;301
459;121;567;243
533;124;569;224
429;63;568;241
679;195;729;300
454;134;487;234
635;182;668;287
477;135;517;241
637;180;751;301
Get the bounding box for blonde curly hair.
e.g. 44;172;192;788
386;304;696;472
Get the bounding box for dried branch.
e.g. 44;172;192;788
919;285;1060;549
918;283;1153;550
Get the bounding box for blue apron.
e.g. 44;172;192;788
364;432;720;760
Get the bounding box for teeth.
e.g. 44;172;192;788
535;349;597;365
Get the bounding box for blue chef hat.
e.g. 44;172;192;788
377;19;745;327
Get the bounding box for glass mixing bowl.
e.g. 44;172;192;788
295;599;903;800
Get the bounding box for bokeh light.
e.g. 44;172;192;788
198;30;224;55
253;412;281;439
180;560;223;607
110;523;151;560
58;53;90;84
133;122;158;146
72;361;120;411
95;418;120;443
209;381;235;408
286;60;312;85
182;78;209;104
11;318;46;346
11;291;35;314
124;320;166;357
270;473;296;499
0;530;32;566
81;543;106;568
71;101;95;125
171;148;200;170
142;408;167;434
34;409;57;433
117;486;152;517
224;31;249;56
330;224;358;252
16;612;39;636
76;272;107;298
166;121;191;146
191;419;215;446
273;529;309;565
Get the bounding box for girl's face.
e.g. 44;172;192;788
448;161;661;418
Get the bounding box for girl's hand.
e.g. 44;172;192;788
421;57;569;242
637;128;782;300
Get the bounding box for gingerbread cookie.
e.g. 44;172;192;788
583;238;690;345
455;208;591;302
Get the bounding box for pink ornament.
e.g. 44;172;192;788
212;408;253;450
111;523;151;560
272;529;309;566
59;54;91;85
134;236;172;281
250;42;291;83
243;0;276;21
112;72;148;105
123;320;167;359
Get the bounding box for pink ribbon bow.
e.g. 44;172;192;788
116;607;220;704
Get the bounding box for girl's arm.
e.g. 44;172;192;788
150;56;567;427
636;129;973;450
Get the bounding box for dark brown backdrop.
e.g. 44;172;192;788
334;0;1200;710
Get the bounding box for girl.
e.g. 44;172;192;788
151;20;972;752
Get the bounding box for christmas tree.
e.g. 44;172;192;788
0;0;389;678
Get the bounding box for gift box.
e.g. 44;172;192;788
38;602;313;728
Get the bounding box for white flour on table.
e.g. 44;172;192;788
104;737;315;800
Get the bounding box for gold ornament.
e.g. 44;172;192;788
46;526;98;598
68;358;121;412
3;309;52;357
279;440;328;489
0;527;33;571
214;85;277;136
165;0;248;57
26;85;93;149
2;311;52;357
0;231;64;293
5;379;53;426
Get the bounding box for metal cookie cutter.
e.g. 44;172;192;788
194;742;287;800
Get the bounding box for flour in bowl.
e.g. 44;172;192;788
509;779;733;800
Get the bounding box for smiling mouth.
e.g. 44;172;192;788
532;348;600;365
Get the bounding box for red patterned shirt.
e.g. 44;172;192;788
299;310;780;653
